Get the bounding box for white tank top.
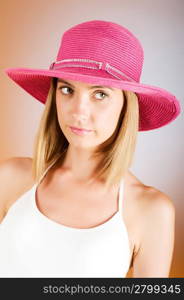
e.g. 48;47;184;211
0;160;131;278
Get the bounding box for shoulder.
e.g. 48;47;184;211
135;188;175;277
0;156;34;185
140;185;175;242
0;156;34;221
137;181;175;223
136;172;174;229
124;170;175;248
126;171;175;277
125;170;175;218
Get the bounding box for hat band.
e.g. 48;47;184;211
49;58;136;82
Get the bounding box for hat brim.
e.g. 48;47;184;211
4;67;181;131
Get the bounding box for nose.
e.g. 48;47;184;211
71;93;90;122
72;113;88;122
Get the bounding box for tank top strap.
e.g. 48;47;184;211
118;178;124;215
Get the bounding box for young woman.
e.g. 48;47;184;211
0;20;181;278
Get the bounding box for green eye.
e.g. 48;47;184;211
95;91;108;100
58;86;108;100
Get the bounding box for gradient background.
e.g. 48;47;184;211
1;0;183;277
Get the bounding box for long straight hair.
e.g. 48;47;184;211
32;77;139;190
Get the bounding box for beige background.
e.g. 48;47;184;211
1;0;183;277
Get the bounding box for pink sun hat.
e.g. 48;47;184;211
4;20;181;131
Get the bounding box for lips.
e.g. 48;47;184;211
69;126;93;136
70;126;92;132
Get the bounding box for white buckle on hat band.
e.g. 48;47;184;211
49;58;135;82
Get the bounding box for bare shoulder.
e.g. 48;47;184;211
126;169;175;215
136;176;175;218
0;156;34;221
125;170;175;263
0;156;34;184
126;171;175;277
139;182;175;235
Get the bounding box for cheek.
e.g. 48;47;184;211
99;105;122;133
56;95;67;119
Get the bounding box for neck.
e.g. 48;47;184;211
61;145;101;184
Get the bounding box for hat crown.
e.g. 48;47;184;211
56;20;144;82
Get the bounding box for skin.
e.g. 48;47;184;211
0;79;175;277
55;78;124;183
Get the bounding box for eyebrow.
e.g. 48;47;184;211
57;79;115;91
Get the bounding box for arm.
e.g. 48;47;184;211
132;191;175;277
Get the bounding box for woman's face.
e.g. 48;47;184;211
55;78;124;149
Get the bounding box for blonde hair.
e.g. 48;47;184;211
32;77;139;190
